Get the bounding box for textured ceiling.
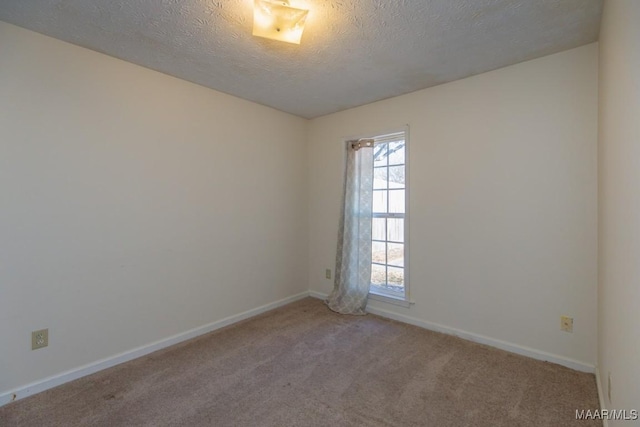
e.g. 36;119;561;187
0;0;602;118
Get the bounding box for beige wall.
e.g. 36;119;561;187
598;0;640;421
0;21;308;393
308;44;598;368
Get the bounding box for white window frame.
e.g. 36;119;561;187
345;126;410;307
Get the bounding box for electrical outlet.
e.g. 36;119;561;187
32;329;48;350
325;269;332;279
608;372;612;403
560;316;573;333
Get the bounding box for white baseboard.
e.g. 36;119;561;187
309;291;595;373
0;291;310;407
595;367;610;427
309;290;329;300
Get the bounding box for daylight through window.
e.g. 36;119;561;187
370;131;407;300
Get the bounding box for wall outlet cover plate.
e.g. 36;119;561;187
32;328;49;350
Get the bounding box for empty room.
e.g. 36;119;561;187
0;0;638;426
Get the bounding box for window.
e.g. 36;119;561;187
369;130;408;302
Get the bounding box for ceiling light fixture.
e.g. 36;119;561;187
252;0;309;45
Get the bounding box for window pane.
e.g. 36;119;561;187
387;267;404;288
388;166;404;188
371;263;386;286
388;142;405;165
373;167;387;189
367;132;407;299
372;241;386;264
387;243;404;267
388;190;405;213
387;218;404;242
373;190;388;213
374;144;388;167
372;218;386;241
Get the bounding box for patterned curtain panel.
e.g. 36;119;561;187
326;141;374;315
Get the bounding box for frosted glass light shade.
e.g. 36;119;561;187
253;0;309;44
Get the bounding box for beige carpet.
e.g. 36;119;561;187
0;297;600;427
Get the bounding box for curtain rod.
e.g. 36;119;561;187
349;138;374;150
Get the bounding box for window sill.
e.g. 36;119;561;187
368;291;413;308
